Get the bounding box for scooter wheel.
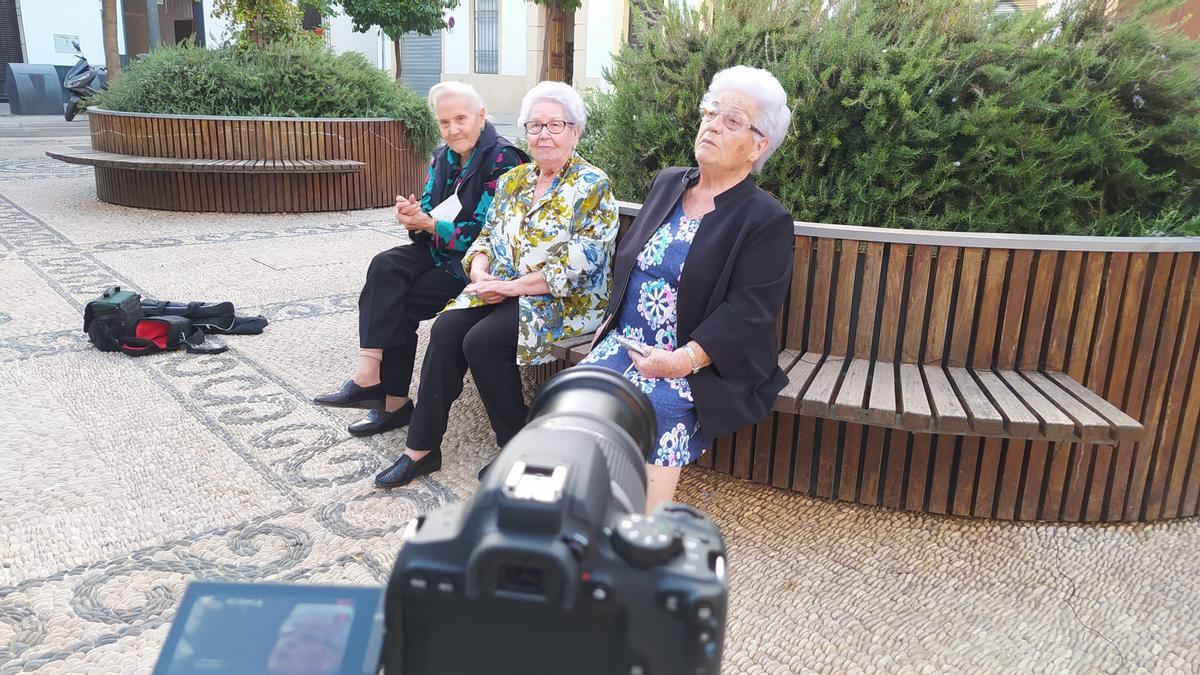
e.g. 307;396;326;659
64;100;79;122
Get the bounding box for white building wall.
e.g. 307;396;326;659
200;0;234;47
584;0;617;79
327;12;386;69
499;0;525;76
17;0;107;66
443;3;471;75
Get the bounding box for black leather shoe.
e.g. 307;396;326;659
478;461;493;482
348;402;414;437
313;379;385;410
375;452;442;488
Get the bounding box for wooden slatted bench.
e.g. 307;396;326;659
551;341;1143;445
44;109;428;213
532;202;1200;523
46;149;365;174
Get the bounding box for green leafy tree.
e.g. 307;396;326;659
213;0;334;47
530;0;582;81
337;0;461;80
584;0;1200;236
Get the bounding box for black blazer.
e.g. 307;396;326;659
597;167;795;439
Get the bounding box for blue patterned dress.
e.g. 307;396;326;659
581;201;708;467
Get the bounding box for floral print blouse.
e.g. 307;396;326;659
443;153;619;365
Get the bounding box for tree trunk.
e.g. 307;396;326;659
539;3;555;81
101;0;122;82
393;38;402;82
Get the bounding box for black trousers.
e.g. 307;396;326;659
358;244;465;397
407;299;528;452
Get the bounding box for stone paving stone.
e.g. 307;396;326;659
93;230;402;309
0;259;79;338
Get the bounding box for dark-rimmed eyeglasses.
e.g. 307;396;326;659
524;120;574;135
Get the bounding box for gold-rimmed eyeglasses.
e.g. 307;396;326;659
698;102;764;138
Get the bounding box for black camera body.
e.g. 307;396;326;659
384;368;729;675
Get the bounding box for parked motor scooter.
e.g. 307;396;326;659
62;40;107;121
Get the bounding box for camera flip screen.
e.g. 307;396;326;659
406;598;629;675
153;582;382;675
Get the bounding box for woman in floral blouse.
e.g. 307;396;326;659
375;81;620;489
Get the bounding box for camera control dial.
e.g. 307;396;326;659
611;514;683;568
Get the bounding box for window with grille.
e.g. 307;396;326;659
475;0;499;74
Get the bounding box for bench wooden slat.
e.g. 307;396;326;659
1020;371;1113;442
946;367;1006;436
568;338;594;364
922;365;970;433
776;352;822;412
46;149;363;173
996;369;1077;440
972;369;1041;438
772;350;802;409
898;363;932;431
1043;370;1145;441
799;356;845;417
551;334;592;362
831;358;871;417
866;361;899;426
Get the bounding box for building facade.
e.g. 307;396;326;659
437;0;634;112
0;0;393;101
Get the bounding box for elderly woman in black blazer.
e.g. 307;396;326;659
582;66;794;512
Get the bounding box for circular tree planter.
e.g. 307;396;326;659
54;109;429;213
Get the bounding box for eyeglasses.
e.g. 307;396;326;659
524;120;573;135
698;102;764;138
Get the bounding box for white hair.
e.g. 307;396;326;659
517;81;588;136
704;66;791;173
427;81;485;114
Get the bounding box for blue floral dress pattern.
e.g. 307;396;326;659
582;201;707;467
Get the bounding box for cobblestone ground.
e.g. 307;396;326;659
1;134;1198;674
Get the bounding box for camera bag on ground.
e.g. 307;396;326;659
141;299;268;335
117;315;228;356
83;286;144;351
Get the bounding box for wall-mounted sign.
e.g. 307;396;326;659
53;34;80;54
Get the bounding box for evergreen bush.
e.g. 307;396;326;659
585;0;1200;236
94;41;438;154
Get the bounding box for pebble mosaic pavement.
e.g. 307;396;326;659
1;135;1198;674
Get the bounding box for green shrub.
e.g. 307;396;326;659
94;41;438;155
585;0;1200;236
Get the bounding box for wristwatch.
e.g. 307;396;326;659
683;344;702;375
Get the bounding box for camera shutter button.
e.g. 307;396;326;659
611;515;683;568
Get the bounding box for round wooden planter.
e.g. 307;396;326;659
533;207;1200;523
84;109;428;213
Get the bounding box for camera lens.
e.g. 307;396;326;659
526;366;656;514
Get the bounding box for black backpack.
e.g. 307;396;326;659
83;287;229;356
83;286;143;352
